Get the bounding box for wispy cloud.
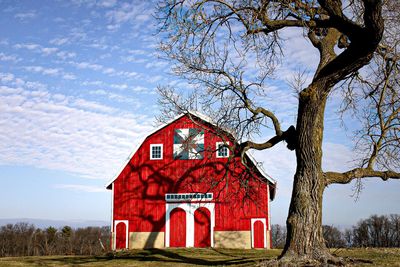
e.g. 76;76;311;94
105;2;152;31
54;184;106;193
0;74;153;180
14;11;37;21
50;37;70;46
89;89;142;105
24;66;62;76
69;60;139;79
0;52;20;62
14;42;76;60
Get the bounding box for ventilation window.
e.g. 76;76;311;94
216;142;229;158
150;144;163;160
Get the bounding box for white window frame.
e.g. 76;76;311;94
150;144;163;160
216;141;229;158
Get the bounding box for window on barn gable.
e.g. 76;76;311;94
150;144;163;160
216;142;229;158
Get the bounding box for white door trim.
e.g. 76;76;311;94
165;202;215;247
251;218;267;248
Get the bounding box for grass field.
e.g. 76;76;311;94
0;248;399;266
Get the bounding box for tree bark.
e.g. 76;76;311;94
280;85;332;262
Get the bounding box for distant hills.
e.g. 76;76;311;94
0;218;109;229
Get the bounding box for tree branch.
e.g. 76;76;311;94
325;168;400;185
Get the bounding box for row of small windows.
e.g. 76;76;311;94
165;193;213;201
150;142;229;160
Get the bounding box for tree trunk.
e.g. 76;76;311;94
280;86;333;263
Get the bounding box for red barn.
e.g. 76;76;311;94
106;111;276;250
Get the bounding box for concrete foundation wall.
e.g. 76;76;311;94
129;232;165;249
214;231;251;249
124;230;270;249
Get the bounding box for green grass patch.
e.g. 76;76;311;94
0;248;399;266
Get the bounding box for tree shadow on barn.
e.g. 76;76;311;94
114;156;270;249
111;119;274;252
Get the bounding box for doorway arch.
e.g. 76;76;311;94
115;220;128;249
251;218;266;249
169;207;186;247
194;207;211;247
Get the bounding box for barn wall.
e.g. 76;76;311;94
112;115;272;247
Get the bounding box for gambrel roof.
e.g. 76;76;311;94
105;110;276;195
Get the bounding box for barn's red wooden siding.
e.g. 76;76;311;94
112;115;271;234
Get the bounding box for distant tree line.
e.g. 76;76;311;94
272;214;400;248
0;223;110;257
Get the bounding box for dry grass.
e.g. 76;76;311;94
0;248;399;266
332;248;400;266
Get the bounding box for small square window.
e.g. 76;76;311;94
150;144;163;160
216;142;229;158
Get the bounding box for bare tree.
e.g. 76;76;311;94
0;224;110;257
271;224;287;249
323;225;346;248
156;0;400;263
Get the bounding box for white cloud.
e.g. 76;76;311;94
89;89;141;105
14;11;37;21
145;61;168;69
97;0;117;8
128;49;147;55
54;184;106;193
103;67;115;74
50;37;70;46
72;98;116;113
82;80;105;86
110;83;128;90
0;52;20;62
0;72;48;90
23;65;76;80
0;72;15;83
62;73;77;80
41;47;59;55
0;75;153;180
24;66;61;76
14;43;40;50
123;55;148;63
14;42;71;57
72;61;103;71
69;61;139;79
105;2;152;30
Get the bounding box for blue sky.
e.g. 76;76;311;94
0;0;398;227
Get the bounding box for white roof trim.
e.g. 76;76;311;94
245;151;276;184
105;110;276;189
